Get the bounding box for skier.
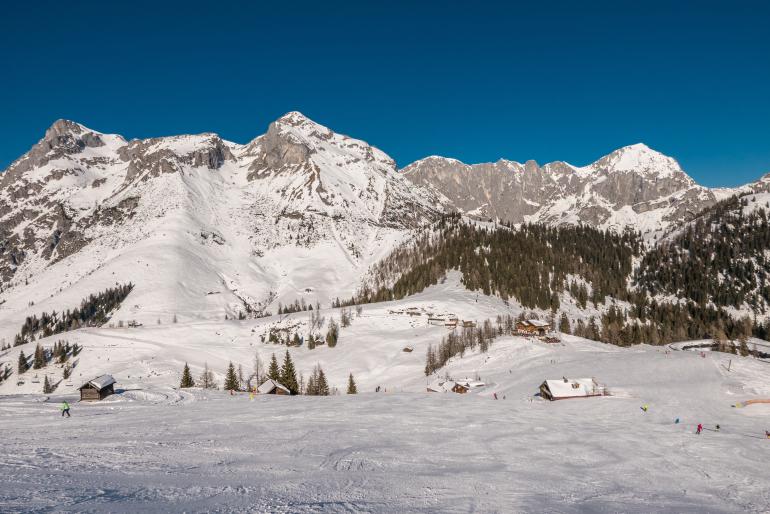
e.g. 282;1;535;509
696;423;703;435
493;392;498;400
60;400;70;418
715;424;720;432
675;418;680;424
765;430;770;439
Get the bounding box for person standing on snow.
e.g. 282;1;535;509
696;423;703;435
61;401;71;418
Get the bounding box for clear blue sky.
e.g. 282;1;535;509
1;0;768;186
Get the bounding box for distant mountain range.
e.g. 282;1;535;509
1;112;768;334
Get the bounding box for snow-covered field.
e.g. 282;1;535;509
1;274;769;512
2;322;770;511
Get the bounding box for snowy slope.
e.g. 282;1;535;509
1;281;768;511
0;113;441;347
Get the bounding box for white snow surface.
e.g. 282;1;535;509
1;276;769;512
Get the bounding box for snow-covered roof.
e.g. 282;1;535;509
81;374;115;390
524;319;550;327
427;380;467;393
543;378;598;399
457;379;485;389
258;379;290;394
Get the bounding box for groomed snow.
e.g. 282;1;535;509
1;276;769;512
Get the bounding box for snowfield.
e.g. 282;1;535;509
1;287;769;512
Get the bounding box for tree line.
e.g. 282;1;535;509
13;283;134;346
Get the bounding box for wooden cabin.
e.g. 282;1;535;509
539;377;605;401
257;379;290;395
427;380;469;394
79;375;116;401
516;319;550;336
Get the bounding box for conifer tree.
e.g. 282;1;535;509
280;350;299;395
317;366;329;396
347;373;357;394
180;362;195;388
224;362;239;391
18;351;28;374
43;375;54;394
63;362;72;379
268;353;280;381
33;343;45;369
559;313;571;334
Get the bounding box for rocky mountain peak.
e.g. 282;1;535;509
591;143;685;179
43;119;106;150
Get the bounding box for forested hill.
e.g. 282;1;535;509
345;213;767;346
636;193;770;312
348;213;641;311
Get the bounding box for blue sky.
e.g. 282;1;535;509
1;0;768;186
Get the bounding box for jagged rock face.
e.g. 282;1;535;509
401;144;721;239
242;112;441;228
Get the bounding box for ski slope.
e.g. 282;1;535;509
1;278;769;512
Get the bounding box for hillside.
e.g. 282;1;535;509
1;317;768;511
637;192;770;317
0;113;441;349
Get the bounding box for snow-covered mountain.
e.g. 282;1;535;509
2;112;769;340
401;143;738;241
0;113;441;338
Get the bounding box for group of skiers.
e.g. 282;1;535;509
641;403;770;437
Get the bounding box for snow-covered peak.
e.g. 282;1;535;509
591;143;684;178
271;111;333;144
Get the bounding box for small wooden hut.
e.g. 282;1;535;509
539;377;604;401
79;375;116;401
258;379;290;395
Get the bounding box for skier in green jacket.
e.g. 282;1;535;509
61;400;70;418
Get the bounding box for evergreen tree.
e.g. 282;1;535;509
180;362;195;388
43;375;54;394
268;353;280;381
17;351;28;374
347;373;357;394
63;362;72;379
559;313;571;334
224;362;239;391
317;367;329;396
280;350;299;395
33;343;45;369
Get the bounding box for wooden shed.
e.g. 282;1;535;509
257;379;290;395
79;375;116;401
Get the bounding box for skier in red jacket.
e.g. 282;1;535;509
696;423;703;435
